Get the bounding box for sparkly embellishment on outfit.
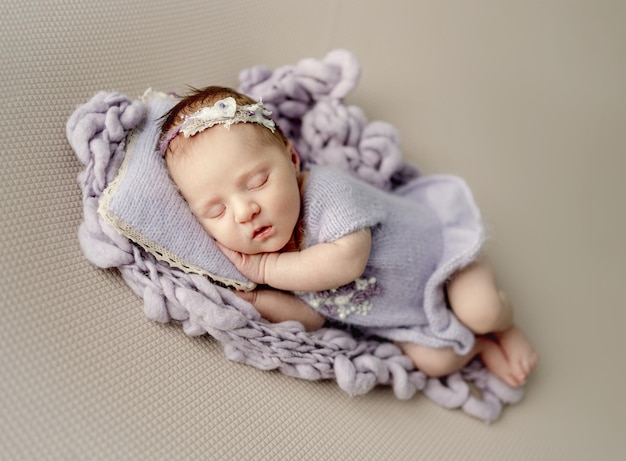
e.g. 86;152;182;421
301;277;380;320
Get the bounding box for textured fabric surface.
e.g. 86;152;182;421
2;1;625;460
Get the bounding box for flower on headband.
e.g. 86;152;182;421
159;96;276;156
179;97;238;136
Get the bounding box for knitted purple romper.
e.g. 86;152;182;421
297;166;484;355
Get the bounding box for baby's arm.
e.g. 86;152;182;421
237;288;325;331
219;228;371;292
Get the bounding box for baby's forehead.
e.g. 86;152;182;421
206;123;278;149
169;123;279;162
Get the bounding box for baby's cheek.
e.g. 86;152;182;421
198;220;213;237
200;221;227;247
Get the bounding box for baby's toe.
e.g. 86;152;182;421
513;369;528;387
523;352;539;373
510;359;531;386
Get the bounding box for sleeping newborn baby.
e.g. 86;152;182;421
159;85;538;388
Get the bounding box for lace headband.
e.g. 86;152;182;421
158;96;276;155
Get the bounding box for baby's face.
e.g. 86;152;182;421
166;123;302;255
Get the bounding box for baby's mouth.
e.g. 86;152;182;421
253;226;272;240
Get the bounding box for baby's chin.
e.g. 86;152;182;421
247;236;293;255
213;237;284;255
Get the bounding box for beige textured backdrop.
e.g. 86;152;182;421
2;1;624;459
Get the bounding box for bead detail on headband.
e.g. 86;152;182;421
159;97;276;155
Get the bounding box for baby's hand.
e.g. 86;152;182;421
216;242;273;285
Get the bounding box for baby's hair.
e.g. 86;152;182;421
159;86;288;157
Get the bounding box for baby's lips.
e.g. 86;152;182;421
252;225;273;240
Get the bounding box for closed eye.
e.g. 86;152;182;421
204;203;226;219
247;172;269;190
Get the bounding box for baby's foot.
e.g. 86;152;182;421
479;337;522;388
479;338;512;386
495;325;539;387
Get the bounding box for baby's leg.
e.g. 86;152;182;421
400;337;511;383
447;261;512;334
399;341;479;378
401;337;531;388
446;262;538;385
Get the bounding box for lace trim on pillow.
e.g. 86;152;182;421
98;125;256;292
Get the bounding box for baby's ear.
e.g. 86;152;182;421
286;140;300;171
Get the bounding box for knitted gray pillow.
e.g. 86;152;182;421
98;90;255;290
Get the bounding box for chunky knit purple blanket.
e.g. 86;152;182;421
67;49;523;422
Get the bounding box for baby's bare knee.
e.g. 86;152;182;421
420;355;461;378
452;290;505;335
401;343;466;378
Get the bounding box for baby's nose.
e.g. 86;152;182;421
234;201;260;223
